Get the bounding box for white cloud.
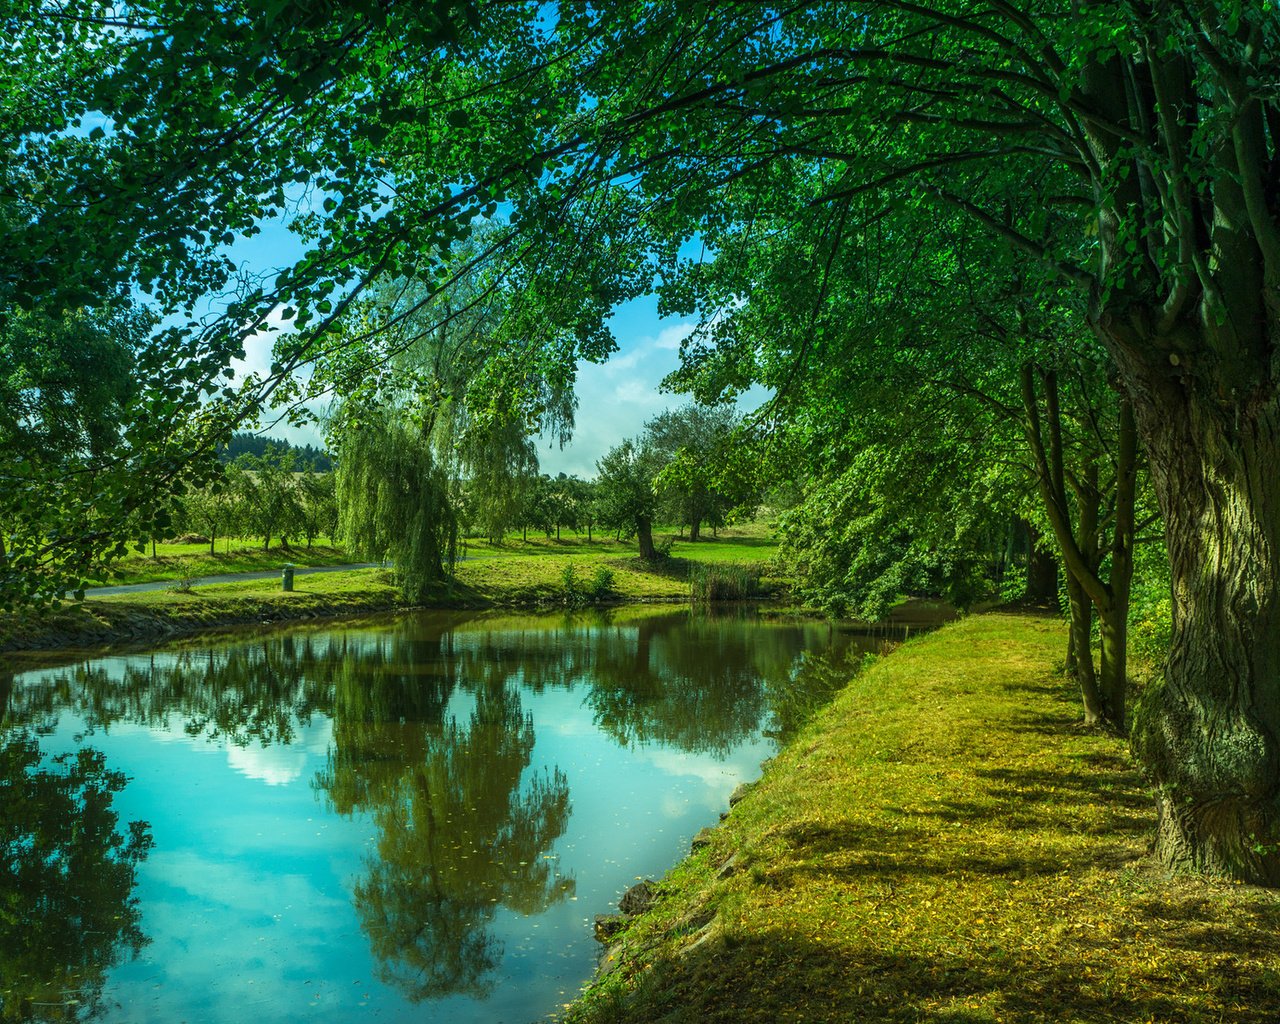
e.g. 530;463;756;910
653;323;693;350
226;742;309;787
538;316;697;478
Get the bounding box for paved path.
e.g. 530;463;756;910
82;563;383;598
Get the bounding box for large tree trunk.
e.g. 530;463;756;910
689;518;701;542
1115;339;1280;883
1071;20;1280;881
636;516;656;560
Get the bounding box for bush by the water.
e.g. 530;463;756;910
561;563;615;607
689;563;761;603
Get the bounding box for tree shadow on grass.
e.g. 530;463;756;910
609;555;693;581
974;765;1151;811
764;819;1068;882
606;925;1280;1024
1130;891;1280;956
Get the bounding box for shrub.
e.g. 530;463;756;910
689;563;761;604
561;563;615;607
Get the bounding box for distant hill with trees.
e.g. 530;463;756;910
218;433;331;472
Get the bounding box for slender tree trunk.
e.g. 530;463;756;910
1098;400;1137;732
1098;610;1128;727
998;518;1015;590
1064;570;1106;725
1025;522;1058;604
208;528;216;556
1020;362;1134;730
636;516;656;560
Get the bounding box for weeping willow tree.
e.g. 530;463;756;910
334;407;457;602
320;229;580;592
457;416;539;543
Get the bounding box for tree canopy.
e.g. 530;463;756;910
7;0;1280;883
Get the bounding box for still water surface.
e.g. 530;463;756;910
2;605;939;1023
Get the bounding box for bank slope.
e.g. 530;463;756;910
563;613;1280;1024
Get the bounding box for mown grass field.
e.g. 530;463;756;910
561;614;1280;1024
85;522;779;585
86;538;351;585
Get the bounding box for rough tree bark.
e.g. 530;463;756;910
1106;316;1280;883
1072;25;1280;879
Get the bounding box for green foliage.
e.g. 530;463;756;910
780;429;1015;620
0;305;227;607
595;438;664;556
560;562;615;607
296;468;339;548
229;447;305;550
647;405;756;538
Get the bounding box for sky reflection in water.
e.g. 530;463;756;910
2;606;882;1023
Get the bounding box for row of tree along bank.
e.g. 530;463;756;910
163;406;754;566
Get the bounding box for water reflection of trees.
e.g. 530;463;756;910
0;730;151;1023
303;631;574;1000
5;610;849;1004
345;684;573;1000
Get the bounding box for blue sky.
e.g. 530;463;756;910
223;216;751;480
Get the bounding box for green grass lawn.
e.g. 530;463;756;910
562;613;1280;1024
85;523;779;587
90;538;352;585
3;523;782;651
461;521;779;563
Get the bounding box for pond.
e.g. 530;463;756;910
1;603;947;1023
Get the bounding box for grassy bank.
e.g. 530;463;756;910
562;614;1280;1024
0;569;404;652
1;525;780;652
